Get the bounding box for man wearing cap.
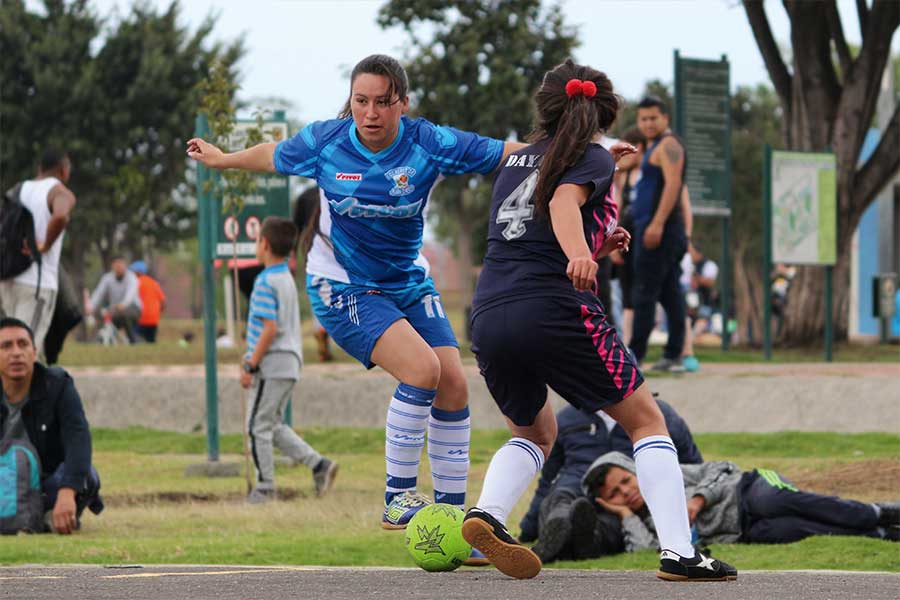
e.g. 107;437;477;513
130;261;165;343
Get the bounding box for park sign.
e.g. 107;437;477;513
215;116;291;258
673;52;732;216
770;151;837;265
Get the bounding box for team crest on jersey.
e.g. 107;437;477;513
385;166;416;196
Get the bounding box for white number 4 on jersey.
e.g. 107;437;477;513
496;170;538;240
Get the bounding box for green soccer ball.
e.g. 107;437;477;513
405;503;472;572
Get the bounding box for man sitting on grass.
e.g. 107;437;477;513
585;451;899;551
0;317;103;534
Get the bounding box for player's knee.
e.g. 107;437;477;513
437;369;468;406
405;352;441;389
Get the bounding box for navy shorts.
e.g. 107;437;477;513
471;294;643;426
307;274;458;368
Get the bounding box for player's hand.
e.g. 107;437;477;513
186;138;226;169
52;488;78;534
595;497;633;520
597;227;630;259
566;255;598;292
609;142;637;163
687;495;706;524
609;249;625;266
642;222;663;250
239;369;252;389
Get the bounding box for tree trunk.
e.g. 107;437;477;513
732;241;763;346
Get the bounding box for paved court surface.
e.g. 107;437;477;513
2;565;898;600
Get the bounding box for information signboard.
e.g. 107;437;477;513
770;151;837;265
673;53;731;216
215;118;291;258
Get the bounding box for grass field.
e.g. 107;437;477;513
57;317;899;367
2;428;897;571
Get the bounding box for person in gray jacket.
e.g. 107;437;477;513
583;452;900;550
88;256;142;343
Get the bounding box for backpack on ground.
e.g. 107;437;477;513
0;439;45;535
0;182;42;282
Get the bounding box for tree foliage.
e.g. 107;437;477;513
743;0;899;342
0;0;243;285
377;0;578;302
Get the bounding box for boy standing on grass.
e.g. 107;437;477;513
241;217;337;503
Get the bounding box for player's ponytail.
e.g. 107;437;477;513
528;60;619;220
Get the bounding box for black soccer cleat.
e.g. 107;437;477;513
657;549;738;582
462;507;542;579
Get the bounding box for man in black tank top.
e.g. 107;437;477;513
629;97;688;371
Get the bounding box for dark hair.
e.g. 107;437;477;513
40;147;68;172
621;126;645;148
528;59;620;219
338;54;409;119
637;95;668;115
0;317;35;344
111;255;126;264
584;463;614;496
293;186;322;255
261;217;298;257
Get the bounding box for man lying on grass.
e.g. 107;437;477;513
583;451;899;551
0;317;103;534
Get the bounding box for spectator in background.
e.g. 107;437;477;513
43;267;83;364
680;243;718;371
130;261;165;343
88;257;142;344
0;148;77;358
0;317;103;534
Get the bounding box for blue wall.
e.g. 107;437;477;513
855;130;881;336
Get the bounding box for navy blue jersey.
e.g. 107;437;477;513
472;140;618;315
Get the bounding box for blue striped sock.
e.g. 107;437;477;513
633;435;694;557
384;383;435;504
428;405;470;509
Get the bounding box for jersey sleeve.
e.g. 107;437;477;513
249;279;279;322
418;120;504;176
273;121;326;177
558;144;616;202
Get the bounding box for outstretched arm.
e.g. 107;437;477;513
186;139;278;173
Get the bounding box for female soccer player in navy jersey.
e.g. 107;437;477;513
461;60;737;582
187;56;523;545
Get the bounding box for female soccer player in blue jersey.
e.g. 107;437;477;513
460;60;737;582
187;55;522;536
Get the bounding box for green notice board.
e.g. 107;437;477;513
770;151;836;265
215;118;291;258
673;53;731;216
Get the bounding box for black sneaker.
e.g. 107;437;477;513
876;503;900;528
569;497;598;560
462;507;542;579
531;513;571;564
657;549;738;582
312;458;339;498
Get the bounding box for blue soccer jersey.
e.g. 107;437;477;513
274;116;503;290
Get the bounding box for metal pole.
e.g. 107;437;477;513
824;266;833;361
763;144;773;360
721;54;732;351
195;113;220;462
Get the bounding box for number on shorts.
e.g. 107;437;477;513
421;294;445;319
496;170;538;240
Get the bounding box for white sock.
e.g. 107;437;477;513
428;406;470;509
385;383;435;504
633;435;695;557
475;437;544;526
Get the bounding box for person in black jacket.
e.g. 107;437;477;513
521;397;702;562
0;317;102;534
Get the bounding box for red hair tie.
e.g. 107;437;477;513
565;79;597;99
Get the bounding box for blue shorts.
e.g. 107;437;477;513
307;275;458;368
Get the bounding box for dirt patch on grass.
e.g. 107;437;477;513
104;488;309;507
788;459;900;501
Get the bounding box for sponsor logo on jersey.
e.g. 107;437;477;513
336;172;362;181
385;166;416;196
329;196;423;219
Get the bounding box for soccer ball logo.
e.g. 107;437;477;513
405;504;472;572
